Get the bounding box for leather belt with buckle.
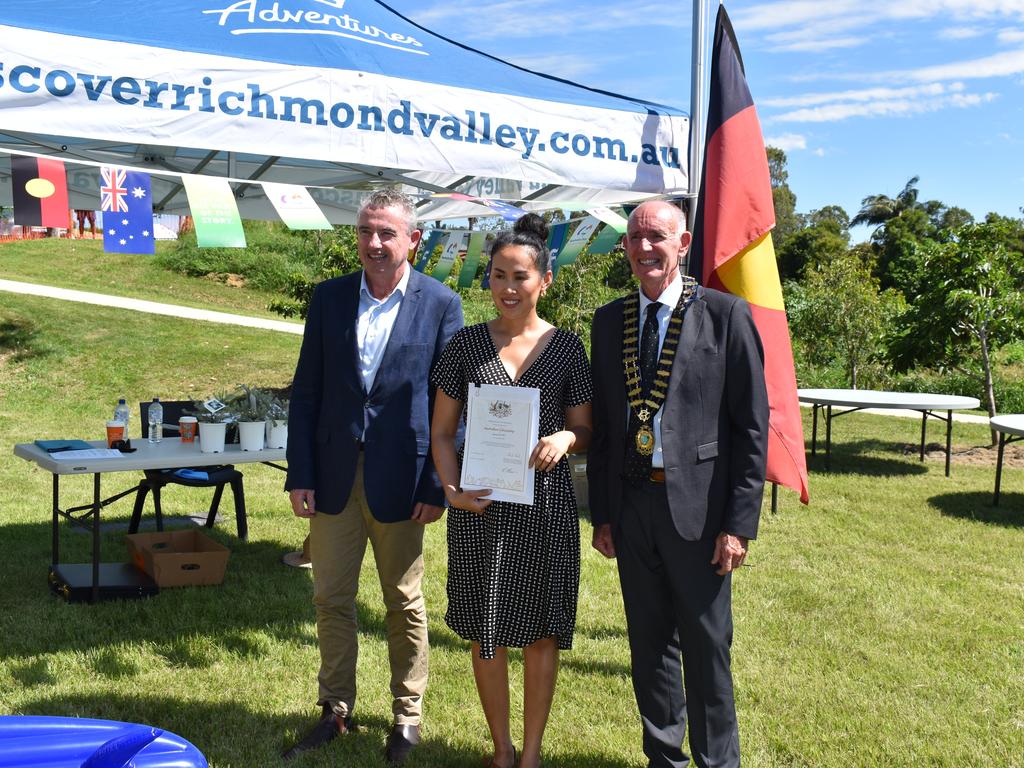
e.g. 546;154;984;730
649;468;666;483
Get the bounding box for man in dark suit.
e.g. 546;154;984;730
588;200;768;768
282;189;463;763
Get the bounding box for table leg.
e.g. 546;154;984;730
91;473;101;604
994;432;1007;506
944;410;953;478
825;405;832;469
811;404;819;456
919;413;927;462
51;474;60;566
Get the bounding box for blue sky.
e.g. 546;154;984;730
386;0;1024;233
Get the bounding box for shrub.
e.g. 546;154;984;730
156;221;319;293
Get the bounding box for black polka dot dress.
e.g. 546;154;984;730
431;323;593;659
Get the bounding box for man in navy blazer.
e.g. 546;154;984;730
588;201;768;768
283;189;463;763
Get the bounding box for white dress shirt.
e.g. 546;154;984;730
636;275;684;469
357;264;410;393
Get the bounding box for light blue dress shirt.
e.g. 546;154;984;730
357;264;410;393
637;275;684;469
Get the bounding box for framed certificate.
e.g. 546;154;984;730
460;383;541;505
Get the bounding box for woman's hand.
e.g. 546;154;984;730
529;430;575;472
445;485;494;515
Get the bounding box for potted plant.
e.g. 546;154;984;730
190;397;237;454
231;385;271;452
264;394;289;449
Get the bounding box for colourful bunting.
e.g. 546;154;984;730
11;155;69;228
458;231;487;287
100;166;155;254
262;182;332;230
181;174;246;248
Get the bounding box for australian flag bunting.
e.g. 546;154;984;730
101;166;155;254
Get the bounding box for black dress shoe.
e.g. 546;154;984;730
281;705;352;761
384;723;420;764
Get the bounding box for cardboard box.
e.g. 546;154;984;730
126;530;229;587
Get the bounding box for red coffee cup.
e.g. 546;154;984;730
106;420;126;448
179;416;198;443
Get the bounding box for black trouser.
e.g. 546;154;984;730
615;481;740;768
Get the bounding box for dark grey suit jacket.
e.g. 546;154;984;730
588;285;768;541
286;268;463;522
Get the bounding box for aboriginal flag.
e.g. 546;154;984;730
689;5;809;504
11;155;69;228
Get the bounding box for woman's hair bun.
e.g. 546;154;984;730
513;212;549;243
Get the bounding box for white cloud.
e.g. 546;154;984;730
813;148;826;157
503;53;601;80
938;26;987;39
768;36;863;52
762;82;958;108
771;90;997;122
409;1;685;40
998;28;1024;42
732;1;1024;55
734;0;1024;33
896;48;1024;81
763;133;807;151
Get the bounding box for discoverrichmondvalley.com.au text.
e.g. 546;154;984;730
0;62;683;169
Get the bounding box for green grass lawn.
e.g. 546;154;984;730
0;238;286;319
1;270;1023;766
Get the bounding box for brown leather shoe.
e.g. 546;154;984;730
281;705;352;761
384;723;420;764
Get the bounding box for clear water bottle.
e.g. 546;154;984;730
114;398;130;440
147;397;163;443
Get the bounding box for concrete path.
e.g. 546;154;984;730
0;278;304;335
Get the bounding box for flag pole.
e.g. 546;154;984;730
687;0;710;232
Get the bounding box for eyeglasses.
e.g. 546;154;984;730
110;439;136;453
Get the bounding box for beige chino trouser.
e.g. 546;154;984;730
309;456;428;725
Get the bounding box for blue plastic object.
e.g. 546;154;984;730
0;716;208;768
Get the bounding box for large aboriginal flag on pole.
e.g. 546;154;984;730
689;5;809;504
10;155;69;228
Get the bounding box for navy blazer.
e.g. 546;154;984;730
587;285;768;541
286;268;463;522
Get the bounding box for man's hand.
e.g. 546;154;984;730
591;523;616;559
411;502;444;525
711;532;748;575
290;489;316;518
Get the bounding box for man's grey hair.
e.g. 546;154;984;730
357;188;419;234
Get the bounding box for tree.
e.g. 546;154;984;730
887;221;1024;437
766;146;800;249
788;253;901;388
851;175;921;232
775;205;850;280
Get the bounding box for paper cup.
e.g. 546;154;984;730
179;416;198;443
106;420;125;448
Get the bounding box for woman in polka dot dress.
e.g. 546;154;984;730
431;213;593;768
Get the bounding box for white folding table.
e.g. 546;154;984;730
797;389;980;477
990;415;1024;505
14;439;286;603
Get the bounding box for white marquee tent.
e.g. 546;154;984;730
0;0;691;224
